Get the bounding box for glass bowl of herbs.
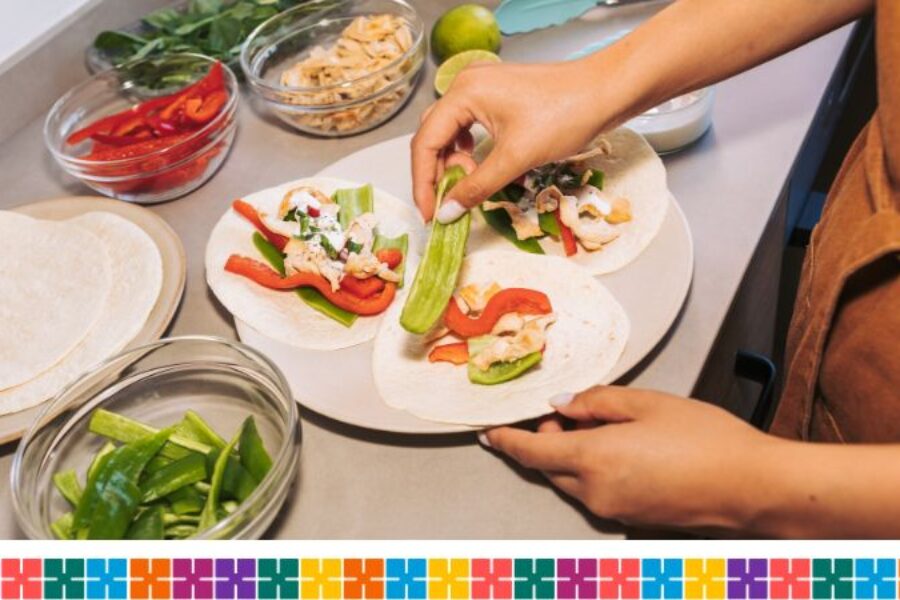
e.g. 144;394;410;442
11;336;301;540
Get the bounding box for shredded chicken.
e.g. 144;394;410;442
344;250;400;282
535;186;562;214
491;312;525;336
482;200;543;240
279;14;418;134
564;138;613;163
284;238;344;291
471;314;557;371
455;282;502;315
559;195;620;250
345;213;378;253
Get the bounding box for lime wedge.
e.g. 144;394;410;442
434;50;501;96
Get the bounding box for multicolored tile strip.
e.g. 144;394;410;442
1;557;898;599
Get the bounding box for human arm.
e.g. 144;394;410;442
483;386;900;538
412;0;874;221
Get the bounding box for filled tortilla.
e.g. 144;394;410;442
372;250;629;426
206;177;424;350
470;127;669;275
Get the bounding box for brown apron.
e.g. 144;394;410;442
769;0;900;442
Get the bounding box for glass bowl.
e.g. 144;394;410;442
11;336;300;540
241;0;425;137
626;87;715;154
44;54;239;204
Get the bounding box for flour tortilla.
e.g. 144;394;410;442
0;212;163;415
206;177;425;350
0;212;111;391
372;250;629;426
470;127;669;275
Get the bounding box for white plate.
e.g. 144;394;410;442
0;196;185;444
235;135;694;434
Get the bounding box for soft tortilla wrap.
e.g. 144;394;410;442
206;177;424;350
470;127;669;275
0;212;111;391
372;250;629;426
0;212;162;415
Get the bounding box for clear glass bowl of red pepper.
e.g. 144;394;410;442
44;54;239;204
12;336;301;540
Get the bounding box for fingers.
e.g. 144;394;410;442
445;151;477;174
555;385;651;423
544;471;582;499
411;99;475;221
435;141;526;223
484;426;580;472
537;414;565;434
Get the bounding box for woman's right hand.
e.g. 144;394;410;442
411;59;614;223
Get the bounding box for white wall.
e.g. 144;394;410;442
0;0;99;70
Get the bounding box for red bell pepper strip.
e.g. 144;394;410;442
225;255;397;316
555;208;578;257
444;288;553;338
66;62;226;145
184;90;228;125
340;276;385;298
375;247;403;270
232;200;289;252
428;342;469;365
89;130;153;146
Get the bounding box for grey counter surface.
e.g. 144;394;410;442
0;1;851;538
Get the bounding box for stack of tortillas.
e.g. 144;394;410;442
0;211;162;415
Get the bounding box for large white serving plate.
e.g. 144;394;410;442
0;196;185;444
236;134;693;434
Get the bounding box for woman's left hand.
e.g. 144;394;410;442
483;386;777;533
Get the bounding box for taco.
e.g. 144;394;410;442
206;177;424;350
373;250;629;426
470;127;669;275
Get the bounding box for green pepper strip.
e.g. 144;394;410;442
126;505;165;540
53;470;83;508
87;441;117;481
466;336;544;385
588;169;605;189
538;211;560;237
373;232;409;288
165;524;199;539
51;512;75;540
77;428;173;539
238;416;273;482
205;449;258;502
167;485;206;515
140;453;207;503
251;232;357;328
333;184;374;230
400;166;471;334
199;427;241;532
89;409;210;460
176;411;226;450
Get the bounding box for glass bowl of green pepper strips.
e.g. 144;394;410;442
11;336;300;540
44;53;238;204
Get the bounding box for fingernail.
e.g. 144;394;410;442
436;199;467;224
476;430;492;448
549;393;574;407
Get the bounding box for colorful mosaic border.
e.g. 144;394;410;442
1;558;898;599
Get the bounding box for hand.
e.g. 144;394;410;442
411;60;611;222
483;386;776;533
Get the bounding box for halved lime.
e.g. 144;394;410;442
434;49;501;96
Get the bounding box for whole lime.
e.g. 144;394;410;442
430;4;501;64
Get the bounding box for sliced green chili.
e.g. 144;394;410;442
140;453;207;503
126;505;165;540
198;428;241;532
238;416;272;482
53;470;83;508
333;184;374;230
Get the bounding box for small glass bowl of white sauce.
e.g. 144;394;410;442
626;87;715;154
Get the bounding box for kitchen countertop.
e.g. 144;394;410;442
0;1;852;538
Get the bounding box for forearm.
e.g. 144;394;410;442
738;438;900;538
580;0;873;131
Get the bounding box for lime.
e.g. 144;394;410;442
434;49;501;95
430;4;501;64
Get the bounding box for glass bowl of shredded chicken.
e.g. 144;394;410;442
241;0;425;137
